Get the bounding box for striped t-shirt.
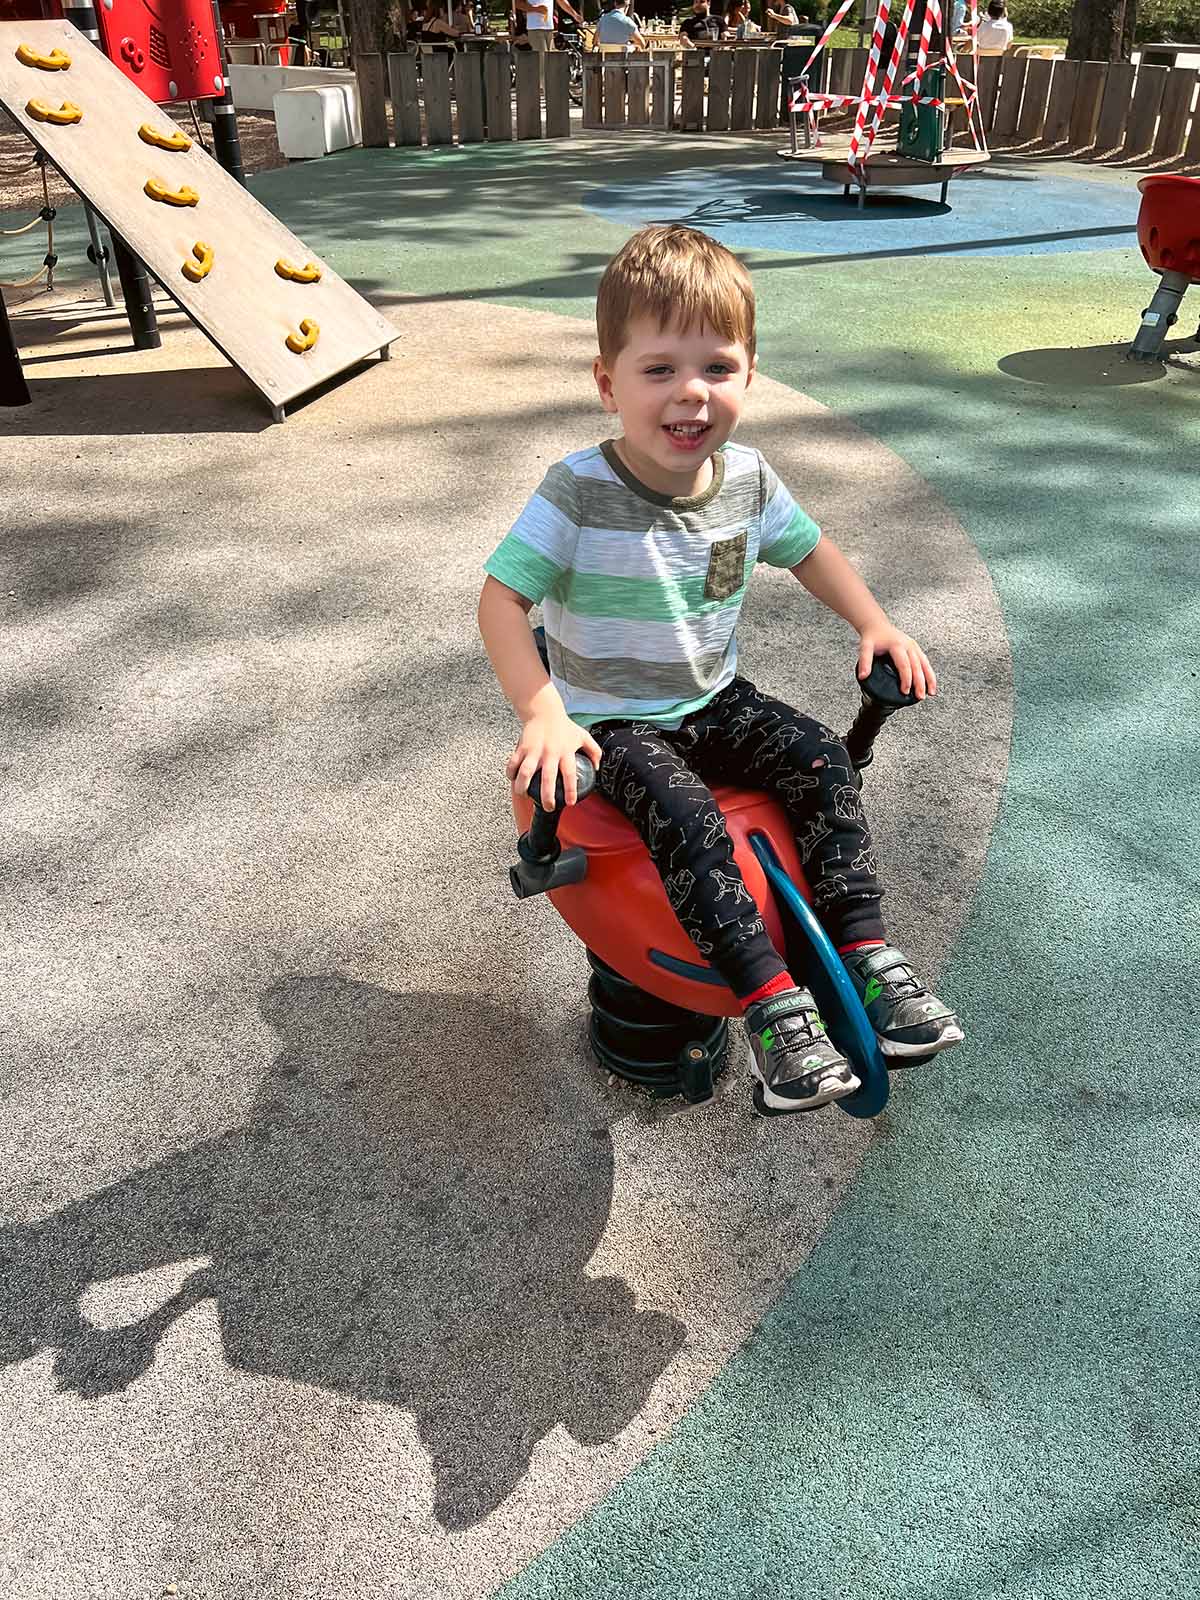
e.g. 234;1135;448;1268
484;439;822;729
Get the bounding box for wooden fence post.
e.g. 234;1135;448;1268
828;47;851;98
991;54;1028;145
679;55;705;130
1016;56;1054;143
485;43;514;141
455;47;485;144
423;49;453;144
651;50;674;130
515;44;542;138
1040;56;1078;146
1120;62;1168;157
387;50;421;146
626;52;651;126
583;53;602;127
1093;60;1135;153
707;48;734;132
602;57;627;127
1152;67;1198;162
730;46;755;129
544;46;571;137
355;51;389;146
1068;60;1107;148
1184;88;1200;166
974;53;1001;133
755;46;781;130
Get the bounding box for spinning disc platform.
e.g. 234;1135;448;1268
777;137;989;206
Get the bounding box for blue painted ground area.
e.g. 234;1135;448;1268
584;165;1138;260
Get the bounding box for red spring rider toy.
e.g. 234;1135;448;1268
1129;174;1200;361
508;630;922;1118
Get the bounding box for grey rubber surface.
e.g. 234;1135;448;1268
0;296;1009;1598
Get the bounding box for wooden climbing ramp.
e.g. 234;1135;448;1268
0;20;397;419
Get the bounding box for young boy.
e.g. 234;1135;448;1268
478;225;963;1114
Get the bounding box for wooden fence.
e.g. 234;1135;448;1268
369;41;1200;167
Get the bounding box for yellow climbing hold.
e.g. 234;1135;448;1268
16;44;71;70
181;241;214;283
275;258;323;284
26;98;82;125
285;319;320;354
144;177;198;207
138;123;192;152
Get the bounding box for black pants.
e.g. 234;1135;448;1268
593;675;885;999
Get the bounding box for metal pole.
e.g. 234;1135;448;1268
111;236;162;350
60;0;159;340
82;204;116;308
0;285;31;407
207;0;247;183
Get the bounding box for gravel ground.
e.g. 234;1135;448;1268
0;104;284;218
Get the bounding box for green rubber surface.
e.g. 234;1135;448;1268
7;133;1200;1594
256;139;1200;1598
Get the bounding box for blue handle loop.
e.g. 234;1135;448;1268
749;834;889;1119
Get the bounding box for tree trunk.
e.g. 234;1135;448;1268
347;0;401;55
1066;0;1137;62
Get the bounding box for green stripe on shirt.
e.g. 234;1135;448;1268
484;542;563;603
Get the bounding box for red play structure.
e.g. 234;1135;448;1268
1129;174;1200;361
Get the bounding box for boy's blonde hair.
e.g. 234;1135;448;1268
596;224;756;366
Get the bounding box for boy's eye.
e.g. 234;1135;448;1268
644;365;672;376
707;364;734;375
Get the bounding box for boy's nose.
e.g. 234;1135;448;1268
674;374;709;404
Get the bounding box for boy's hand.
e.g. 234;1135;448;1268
857;625;937;701
507;713;603;811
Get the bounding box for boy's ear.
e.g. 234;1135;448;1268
746;354;757;391
593;354;620;415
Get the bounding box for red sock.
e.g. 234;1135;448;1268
838;938;886;955
739;971;798;1011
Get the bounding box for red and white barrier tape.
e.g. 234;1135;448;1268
786;0;990;162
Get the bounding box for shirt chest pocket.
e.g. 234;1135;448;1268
703;530;748;603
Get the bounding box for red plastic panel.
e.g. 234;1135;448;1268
512;785;811;1019
1137;174;1200;282
94;0;224;103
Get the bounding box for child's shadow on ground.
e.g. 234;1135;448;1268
0;975;684;1529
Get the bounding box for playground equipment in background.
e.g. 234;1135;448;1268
1;21;396;417
508;635;923;1119
778;0;990;208
1128;174;1200;362
92;0;226;103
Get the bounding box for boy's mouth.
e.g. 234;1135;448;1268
663;422;711;452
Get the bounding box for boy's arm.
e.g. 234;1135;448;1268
477;575;603;809
790;537;937;699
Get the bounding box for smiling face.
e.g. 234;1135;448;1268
593;315;755;498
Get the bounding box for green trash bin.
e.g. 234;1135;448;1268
898;65;946;163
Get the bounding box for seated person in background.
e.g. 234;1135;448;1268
410;0;463;41
680;0;722;45
726;0;761;36
764;0;799;32
452;0;479;28
597;0;649;44
976;0;1013;49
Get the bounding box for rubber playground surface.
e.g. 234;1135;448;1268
1;135;1198;1599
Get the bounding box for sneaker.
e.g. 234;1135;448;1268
842;944;964;1061
744;987;861;1114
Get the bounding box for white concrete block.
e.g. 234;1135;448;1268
229;63;357;113
272;85;364;159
